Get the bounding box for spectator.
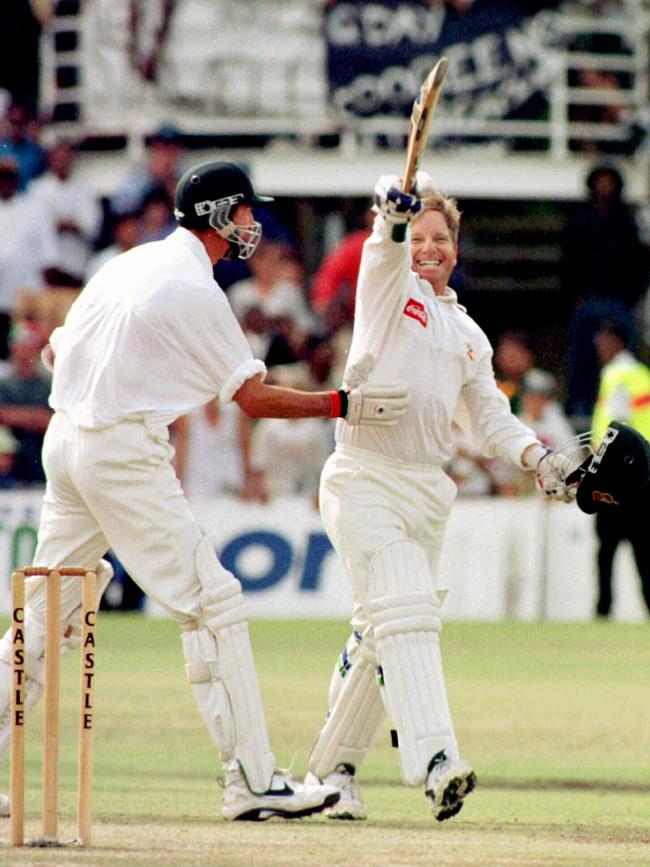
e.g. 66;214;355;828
109;122;185;217
310;212;373;319
493;330;535;414
0;154;57;358
139;183;176;243
26;139;103;288
446;423;500;497
591;321;650;618
562;164;648;428
228;238;316;368
303;332;341;390
491;368;576;497
518;368;575;450
249;365;334;506
228;238;314;332
0;97;46;191
0;321;53;486
85;208;143;279
570;67;626;156
0;424;18;488
171;398;264;502
239;305;273;362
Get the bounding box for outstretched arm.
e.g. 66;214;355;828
233;373;409;427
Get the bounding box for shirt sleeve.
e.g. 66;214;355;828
455;350;540;468
220;359;267;404
159;279;266;403
346;215;413;381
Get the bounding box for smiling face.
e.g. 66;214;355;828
410;208;458;295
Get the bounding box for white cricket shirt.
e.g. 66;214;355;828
337;216;539;468
50;227;265;428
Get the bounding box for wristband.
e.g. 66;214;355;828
328;389;349;419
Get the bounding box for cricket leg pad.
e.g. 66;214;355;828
192;535;275;793
308;627;385;779
368;539;457;786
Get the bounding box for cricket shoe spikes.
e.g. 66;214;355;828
425;751;476;821
222;764;340;821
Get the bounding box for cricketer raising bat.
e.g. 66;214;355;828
391;56;449;243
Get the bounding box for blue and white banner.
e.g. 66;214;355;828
324;0;564;121
0;490;646;622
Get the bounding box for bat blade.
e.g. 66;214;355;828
391;56;448;242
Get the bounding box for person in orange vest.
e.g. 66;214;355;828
592;322;650;618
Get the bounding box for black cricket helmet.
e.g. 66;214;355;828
574;421;650;514
174;161;273;259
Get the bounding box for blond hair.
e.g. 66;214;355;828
414;191;461;245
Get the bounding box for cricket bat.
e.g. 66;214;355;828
391;56;448;243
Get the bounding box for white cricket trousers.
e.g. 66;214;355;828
26;411;205;621
320;445;458;622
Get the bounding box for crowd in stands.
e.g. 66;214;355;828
0;90;649;510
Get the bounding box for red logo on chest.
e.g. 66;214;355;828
403;298;428;328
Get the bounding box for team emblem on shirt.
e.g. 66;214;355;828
403;299;428;328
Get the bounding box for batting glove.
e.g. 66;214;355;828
330;382;411;426
535;450;578;503
372;175;421;225
414;170;437;197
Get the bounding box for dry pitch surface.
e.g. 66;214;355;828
0;616;649;866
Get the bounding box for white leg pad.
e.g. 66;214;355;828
181;624;238;759
368;540;457;786
193;536;275;793
308;628;385;779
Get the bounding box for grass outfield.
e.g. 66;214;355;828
0;615;649;866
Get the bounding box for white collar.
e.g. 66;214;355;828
169;226;214;280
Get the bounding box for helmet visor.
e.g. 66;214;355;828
205;197;262;260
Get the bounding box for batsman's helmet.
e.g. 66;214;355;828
174;161;273;259
571;421;650;514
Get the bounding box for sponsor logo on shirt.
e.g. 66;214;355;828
465;342;475;361
403;299;428;328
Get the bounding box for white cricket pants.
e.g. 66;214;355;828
319;445;457;628
25;411;206;621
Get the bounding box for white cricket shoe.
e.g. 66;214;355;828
425;751;476;821
0;793;9;817
305;763;367;820
222;764;340;821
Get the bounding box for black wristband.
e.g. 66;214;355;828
338;389;349;418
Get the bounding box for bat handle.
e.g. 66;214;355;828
391;223;407;243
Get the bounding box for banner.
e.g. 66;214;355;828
0;490;646;622
324;0;564;122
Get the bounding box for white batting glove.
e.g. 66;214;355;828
414;170;437;197
343;382;411;427
372;175;422;225
535;450;579;503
